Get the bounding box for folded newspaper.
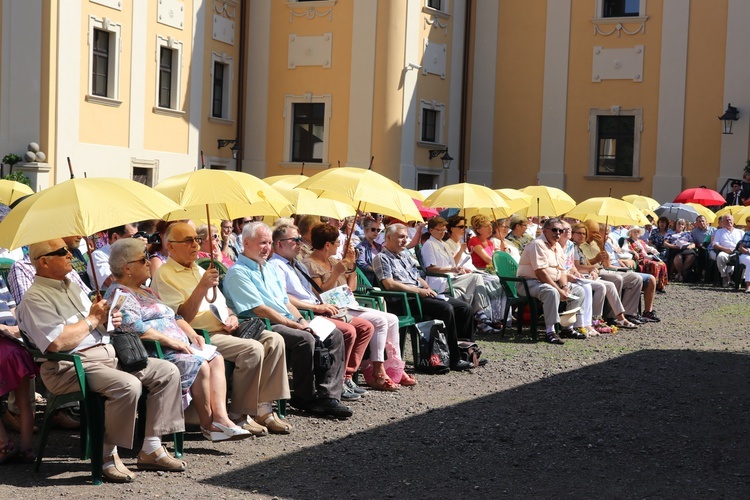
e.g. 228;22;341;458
319;285;364;311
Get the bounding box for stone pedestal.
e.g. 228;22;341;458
14;162;50;191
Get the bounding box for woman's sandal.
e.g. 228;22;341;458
399;372;418;387
207;422;252;442
368;374;400;392
254;412;292;434
0;440;18;465
136;445;187;472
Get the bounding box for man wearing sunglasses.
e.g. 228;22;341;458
87;223;139;291
516;218;585;345
18;238;185;482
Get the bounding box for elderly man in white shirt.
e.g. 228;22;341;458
710;214;744;286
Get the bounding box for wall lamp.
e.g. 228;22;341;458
429;148;454;170
217;138;241;159
719;104;739;135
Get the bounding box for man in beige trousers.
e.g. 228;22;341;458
17;238;186;483
151;222;291;435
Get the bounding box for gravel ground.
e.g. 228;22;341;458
1;281;749;499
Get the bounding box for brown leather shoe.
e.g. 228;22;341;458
103;454;136;483
2;411;39;434
254;412;292;434
239;417;268;437
136;446;186;472
51;408;80;430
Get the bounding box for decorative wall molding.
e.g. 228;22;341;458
91;0;122;11
592;17;647;37
424;15;449;35
213;13;235;45
286;1;336;23
214;0;237;19
592;45;644;82
158;0;184;30
288;33;333;69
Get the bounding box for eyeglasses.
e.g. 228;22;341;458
36;247;69;260
279;236;302;243
369;227;382;233
169;237;203;246
548;228;564;234
127;252;151;265
431;227;447;232
209;234;220;240
454;225;466;229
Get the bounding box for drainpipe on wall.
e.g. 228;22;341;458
459;0;473;183
235;0;247;171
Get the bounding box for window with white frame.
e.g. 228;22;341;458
419;100;445;145
155;36;183;112
588;108;642;178
425;0;449;14
87;16;122;104
596;0;645;18
131;159;159;187
283;94;332;165
210;53;234;120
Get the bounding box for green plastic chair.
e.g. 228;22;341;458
354;268;422;365
0;257;15;285
414;244;456;297
492;251;540;340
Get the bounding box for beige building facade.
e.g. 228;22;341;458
1;0;748;205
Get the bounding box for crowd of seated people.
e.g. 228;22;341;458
4;199;750;480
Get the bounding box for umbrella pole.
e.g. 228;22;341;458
205;204;218;303
342;201;361;264
86;237;102;301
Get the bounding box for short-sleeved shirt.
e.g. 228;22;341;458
373;247;422;288
420;236;455;294
9;254;91;305
17;275;108;353
467;236;493;269
87;243;111;290
268;254;321;304
223;254;292;320
691;227;715;248
151;257;228;333
712;227;743;253
516;235;565;281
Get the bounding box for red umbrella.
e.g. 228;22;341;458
413;199;440;218
673;187;725;207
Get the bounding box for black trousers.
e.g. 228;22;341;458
420;296;473;364
272;325;345;402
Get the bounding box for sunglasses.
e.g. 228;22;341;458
36;247;69;259
169;237;203;245
279;236;302;243
454;225;466;229
127;252;151;265
369;227;382;233
548;228;564;234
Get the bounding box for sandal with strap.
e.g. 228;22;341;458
254;412;292;434
399;372;418;387
136;445;186;472
102;454;136;483
368;374;400;392
0;440;18;465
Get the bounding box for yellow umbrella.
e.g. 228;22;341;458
713;205;747;226
157;169;291;222
403;189;425;202
0;178;183;292
641;208;658;222
566;197;649;226
622;194;660;211
734;206;750;226
685;203;716;224
519;185;576;218
0;180;34;205
296;167;423;222
264;174;355;219
423;182;512;219
494;188;533;214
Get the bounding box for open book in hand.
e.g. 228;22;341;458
319;285;364;311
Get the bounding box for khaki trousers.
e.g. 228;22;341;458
40;344;184;449
598;270;642;316
208;330;290;416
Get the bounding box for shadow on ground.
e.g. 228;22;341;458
201;349;750;498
